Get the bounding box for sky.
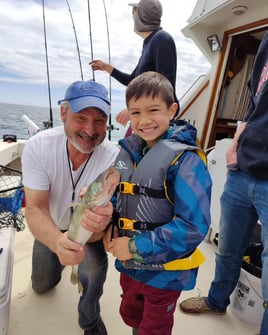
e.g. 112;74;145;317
0;0;210;114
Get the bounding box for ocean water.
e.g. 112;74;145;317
0;102;125;142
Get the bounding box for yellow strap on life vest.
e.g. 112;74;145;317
119;182;136;195
195;148;207;166
163;248;205;270
118;217;136;230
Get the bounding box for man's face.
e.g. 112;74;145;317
61;106;107;154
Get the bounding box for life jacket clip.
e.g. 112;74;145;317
119;182;136;195
118;217;136;230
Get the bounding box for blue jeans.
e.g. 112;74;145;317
206;170;268;335
31;238;108;332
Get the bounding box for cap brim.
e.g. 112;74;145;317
128;3;139;7
68;96;110;116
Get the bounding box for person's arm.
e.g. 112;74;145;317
25;186;113;264
90;58;136;86
124;152;212;264
90;59;114;74
25;187;86;266
110;67;136;86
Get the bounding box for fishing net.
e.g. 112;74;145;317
0;165;25;231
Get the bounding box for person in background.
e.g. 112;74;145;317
22;80;119;335
104;71;212;335
90;0;179;131
179;32;268;335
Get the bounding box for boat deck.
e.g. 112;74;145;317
7;223;260;335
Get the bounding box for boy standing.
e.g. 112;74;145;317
104;72;212;335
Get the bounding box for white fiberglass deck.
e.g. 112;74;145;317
7;223;260;335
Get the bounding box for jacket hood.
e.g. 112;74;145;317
167;120;197;146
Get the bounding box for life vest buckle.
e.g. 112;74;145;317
119;182;136;195
118;217;136;230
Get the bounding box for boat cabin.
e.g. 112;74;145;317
179;0;268;150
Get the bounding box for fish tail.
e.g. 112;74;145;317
70;265;79;285
70;265;84;294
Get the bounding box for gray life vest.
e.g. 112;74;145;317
115;138;199;224
114;137;206;271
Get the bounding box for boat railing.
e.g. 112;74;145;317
179;72;210;107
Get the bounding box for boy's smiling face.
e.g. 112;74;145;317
128;94;177;148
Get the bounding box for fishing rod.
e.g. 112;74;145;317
65;0;84;81
42;0;53;129
103;0;112;140
87;0;95;81
87;0;118;139
102;0;118;140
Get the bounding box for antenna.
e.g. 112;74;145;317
42;0;53;128
65;0;84;81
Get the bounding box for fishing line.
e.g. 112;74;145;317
42;0;53;128
87;0;95;81
65;0;84;81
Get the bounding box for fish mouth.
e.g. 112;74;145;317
103;167;120;196
81;166;120;208
106;182;118;196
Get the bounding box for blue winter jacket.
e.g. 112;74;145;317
114;121;212;291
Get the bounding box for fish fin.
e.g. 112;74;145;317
77;281;84;295
70;265;78;285
70;265;84;295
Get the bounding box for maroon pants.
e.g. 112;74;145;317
119;273;181;335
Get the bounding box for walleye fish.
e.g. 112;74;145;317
68;166;120;294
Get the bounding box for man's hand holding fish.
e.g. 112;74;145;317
79;202;113;242
55;232;86;266
56;203;112;266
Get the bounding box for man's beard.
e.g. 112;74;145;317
68;131;105;154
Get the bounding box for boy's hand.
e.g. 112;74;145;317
107;236;133;261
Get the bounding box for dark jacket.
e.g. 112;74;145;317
237;32;268;179
111;28;179;107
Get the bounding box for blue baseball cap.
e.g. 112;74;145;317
58;80;110;116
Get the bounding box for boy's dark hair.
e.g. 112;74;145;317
125;71;175;108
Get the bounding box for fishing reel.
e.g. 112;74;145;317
106;124;119;132
43;120;53;129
